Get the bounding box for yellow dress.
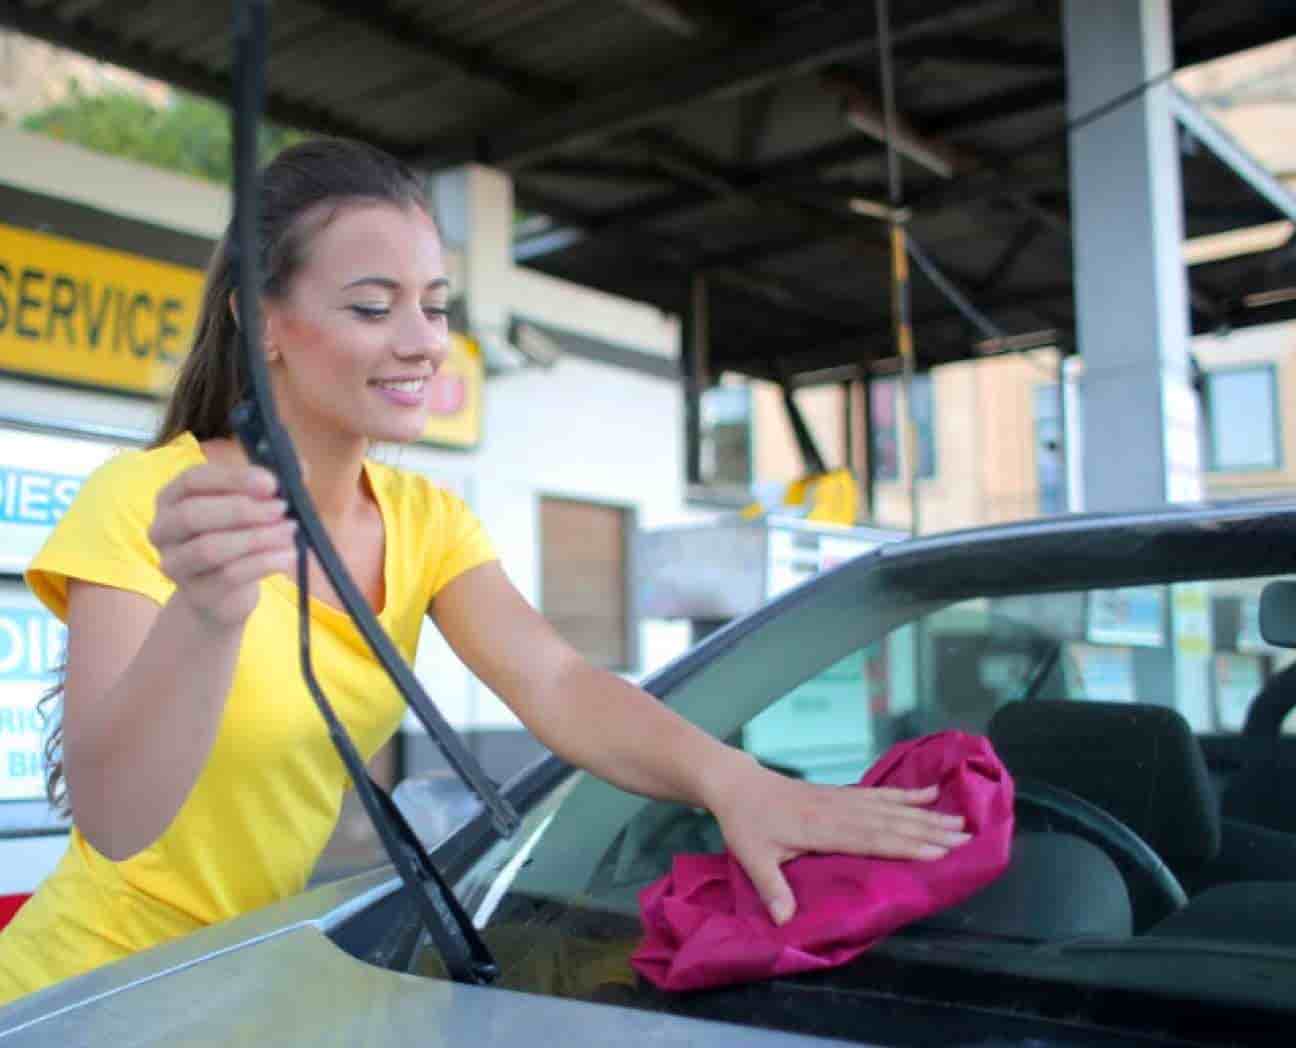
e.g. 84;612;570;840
0;433;496;1006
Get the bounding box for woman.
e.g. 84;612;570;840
0;138;969;1006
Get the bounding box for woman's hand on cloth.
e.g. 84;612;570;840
705;754;972;926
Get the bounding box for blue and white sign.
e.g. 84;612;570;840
0;429;123;576
1087;586;1166;648
0;588;65;802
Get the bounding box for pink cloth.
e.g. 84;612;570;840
631;731;1014;992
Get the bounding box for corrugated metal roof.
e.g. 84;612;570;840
4;0;1296;382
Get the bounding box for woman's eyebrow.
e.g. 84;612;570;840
341;276;451;291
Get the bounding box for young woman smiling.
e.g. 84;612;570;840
0;138;969;1006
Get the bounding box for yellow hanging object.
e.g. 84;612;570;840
805;469;859;525
783;475;813;508
740;470;860;526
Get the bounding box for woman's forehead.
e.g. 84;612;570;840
300;201;444;287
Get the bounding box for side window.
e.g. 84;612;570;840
1204;366;1281;473
870;374;936;484
735;577;1296;791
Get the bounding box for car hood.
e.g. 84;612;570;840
0;915;857;1047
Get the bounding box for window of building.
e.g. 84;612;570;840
1033;384;1066;515
539;496;635;672
1205;366;1281;472
870;374;935;483
699;384;752;488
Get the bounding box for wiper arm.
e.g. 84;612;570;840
228;0;518;985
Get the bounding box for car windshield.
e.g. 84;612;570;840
406;516;1296;1041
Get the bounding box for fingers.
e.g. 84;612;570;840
797;784;972;860
161;519;298;582
156;463;279;507
150;463;297;628
741;851;797;926
150;494;289;547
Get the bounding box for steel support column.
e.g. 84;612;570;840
1064;0;1202;510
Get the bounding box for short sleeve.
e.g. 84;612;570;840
427;489;497;597
25;447;185;620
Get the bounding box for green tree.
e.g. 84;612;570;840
22;80;304;184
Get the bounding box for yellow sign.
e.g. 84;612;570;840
0;221;203;396
422;333;483;449
0;221;483;448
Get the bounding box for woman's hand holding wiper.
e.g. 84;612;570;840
150;463;298;629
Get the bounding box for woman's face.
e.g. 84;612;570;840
263;200;450;448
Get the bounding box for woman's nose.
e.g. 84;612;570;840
396;310;449;366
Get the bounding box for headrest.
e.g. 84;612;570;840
988;701;1220;868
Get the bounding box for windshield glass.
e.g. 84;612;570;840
426;571;1296;1036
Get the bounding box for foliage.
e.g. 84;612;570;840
21;80;304;185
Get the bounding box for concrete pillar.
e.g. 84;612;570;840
1064;0;1203;511
430;165;514;366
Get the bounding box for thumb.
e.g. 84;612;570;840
747;858;796;926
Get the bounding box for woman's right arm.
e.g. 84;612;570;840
61;463;296;861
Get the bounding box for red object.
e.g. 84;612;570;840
631;732;1015;992
0;894;31;931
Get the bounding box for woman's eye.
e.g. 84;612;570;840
350;305;389;320
423;306;449;320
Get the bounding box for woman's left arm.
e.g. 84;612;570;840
432;562;970;924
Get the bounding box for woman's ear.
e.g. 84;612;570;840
229;292;281;360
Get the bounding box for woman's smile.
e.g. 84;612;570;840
369;376;429;407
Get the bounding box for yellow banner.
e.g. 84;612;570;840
0;221;482;448
423;333;482;449
0;221;202;395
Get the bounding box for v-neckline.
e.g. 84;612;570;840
180;433;392;626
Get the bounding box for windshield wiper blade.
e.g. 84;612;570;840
228;0;518;984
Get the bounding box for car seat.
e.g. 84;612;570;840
987;700;1296;897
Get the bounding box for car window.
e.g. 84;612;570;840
742;577;1296;788
436;570;1296;1036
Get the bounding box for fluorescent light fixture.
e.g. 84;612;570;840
842;100;958;180
849;197;892;219
1183;220;1293;266
974;329;1060;354
849;197;910;222
1243;286;1296;309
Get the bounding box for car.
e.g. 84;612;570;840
4;499;1296;1046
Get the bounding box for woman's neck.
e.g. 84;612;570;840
203;426;371;530
284;429;371;529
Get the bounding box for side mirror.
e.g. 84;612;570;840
1259;580;1296;648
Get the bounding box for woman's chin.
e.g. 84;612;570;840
369;417;429;445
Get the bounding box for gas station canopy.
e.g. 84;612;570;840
7;0;1296;385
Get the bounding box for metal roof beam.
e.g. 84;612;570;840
822;70;972;180
514;79;1070;253
905;37;1064;70
1169;86;1296;225
418;0;1033;168
977;216;1043;290
308;0;569;102
612;0;745;39
721;292;1072;379
514;187;876;331
529;158;679;184
735;86;778;165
